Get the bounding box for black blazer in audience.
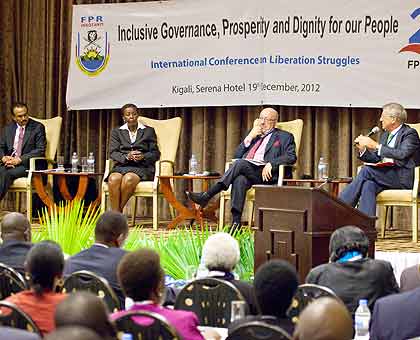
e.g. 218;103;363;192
0;240;33;275
0;326;41;340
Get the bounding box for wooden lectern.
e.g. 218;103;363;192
253;186;376;283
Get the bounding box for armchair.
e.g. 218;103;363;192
375;123;420;242
218;119;303;229
101;116;182;229
8;116;62;222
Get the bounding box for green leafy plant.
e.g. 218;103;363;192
32;200;100;256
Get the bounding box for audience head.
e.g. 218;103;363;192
293;297;353;340
381;102;407;130
55;292;116;340
25;240;64;295
1;212;31;242
254;259;298;317
94;211;128;247
11;102;29;127
118;248;164;303
201;232;240;272
44;326;102;340
329;225;369;262
259;107;279;133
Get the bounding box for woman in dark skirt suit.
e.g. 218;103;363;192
108;104;160;212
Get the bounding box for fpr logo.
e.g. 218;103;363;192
399;8;420;54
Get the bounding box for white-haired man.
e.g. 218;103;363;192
339;103;420;216
198;232;258;314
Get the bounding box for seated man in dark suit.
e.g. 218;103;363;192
228;259;298;336
0;212;33;275
0;326;41;340
339;102;420;217
0;102;46;201
306;226;399;317
370;286;420;340
64;211;129;307
187;107;296;227
293;297;353;340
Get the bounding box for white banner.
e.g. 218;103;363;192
66;0;420;110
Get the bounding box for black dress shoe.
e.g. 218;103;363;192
186;191;210;208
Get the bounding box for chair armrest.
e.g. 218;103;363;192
277;165;285;186
413;166;420;199
154;160;174;190
357;165;363;174
103;159;114;180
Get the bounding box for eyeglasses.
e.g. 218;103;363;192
259;116;277;122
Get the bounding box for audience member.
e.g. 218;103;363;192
0;326;40;340
44;326;102;340
306;225;398;316
0;102;46;201
228;259;298;336
63;211;128;307
0;212;32;274
112;248;205;340
197;232;257;314
55;292;117;340
370;286;420;340
107;103;160;212
4;240;67;335
293;297;353;340
400;264;420;292
187;107;296;228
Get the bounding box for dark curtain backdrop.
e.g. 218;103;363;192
1;0;420;226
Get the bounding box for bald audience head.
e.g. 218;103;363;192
44;326;102;340
1;212;31;242
55;292;117;340
293;297;353;340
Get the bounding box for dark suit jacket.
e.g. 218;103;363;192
228;315;295;337
0;327;41;340
109;125;160;179
63;244;127;306
0;240;33;275
234;128;297;181
306;258;399;316
400;264;420;292
0;119;46;169
360;124;420;188
370;287;420;340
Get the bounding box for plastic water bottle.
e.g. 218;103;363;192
71;152;79;172
318;157;328;179
355;299;370;339
87;152;95;173
189;154;198;175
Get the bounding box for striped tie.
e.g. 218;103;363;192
15;127;25;157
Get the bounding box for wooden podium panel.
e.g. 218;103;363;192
253;186;376;283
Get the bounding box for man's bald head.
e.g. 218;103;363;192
293;297;353;340
1;212;31;241
55;292;116;339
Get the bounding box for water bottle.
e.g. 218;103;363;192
318;156;328;179
355;299;370;339
189;154;198;175
71;152;79;172
121;333;133;340
87;152;95;173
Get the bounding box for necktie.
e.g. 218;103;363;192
246;137;264;160
386;133;394;145
15;127;25;157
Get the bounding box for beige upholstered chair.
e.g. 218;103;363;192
8;116;63;222
101;116;182;229
218;119;304;229
375;123;420;242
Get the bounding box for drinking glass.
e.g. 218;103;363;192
57;155;64;171
81;157;88;172
230;300;246;322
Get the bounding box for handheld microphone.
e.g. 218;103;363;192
354;126;380;146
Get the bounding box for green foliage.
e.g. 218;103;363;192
32;200;100;256
33;201;254;281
